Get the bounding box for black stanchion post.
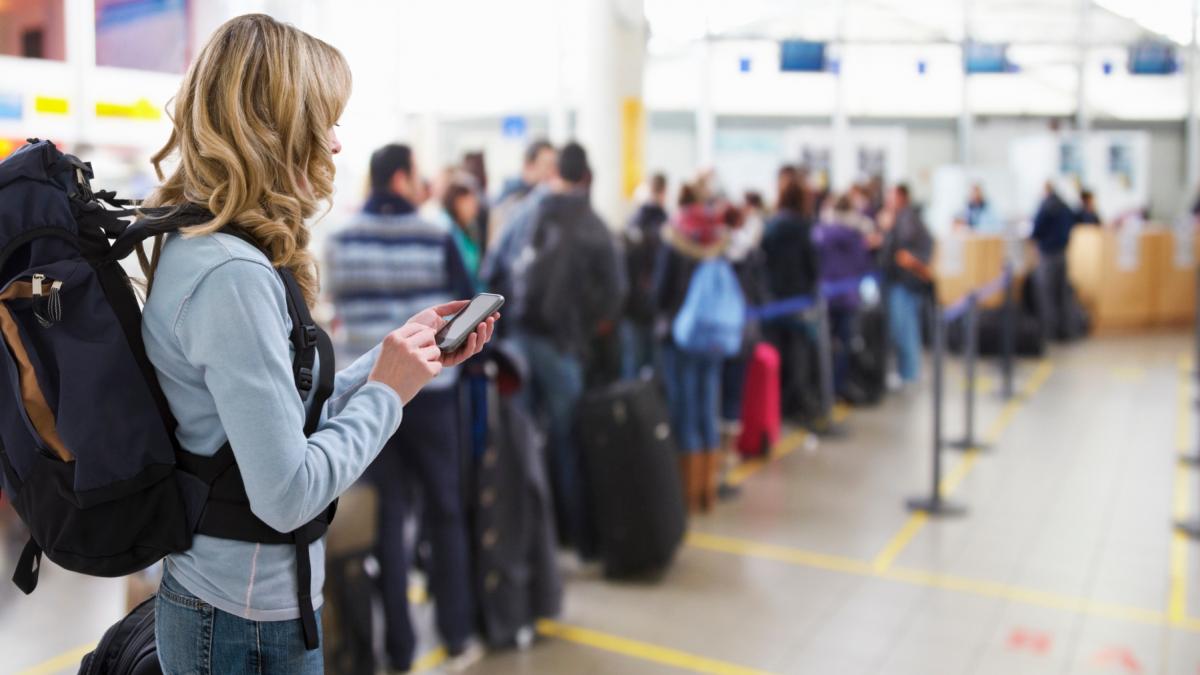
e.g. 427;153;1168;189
1000;263;1016;400
813;296;845;437
906;301;966;516
949;294;988;452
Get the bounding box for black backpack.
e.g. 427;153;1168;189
79;597;161;675
0;139;335;650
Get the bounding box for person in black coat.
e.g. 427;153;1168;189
761;178;822;422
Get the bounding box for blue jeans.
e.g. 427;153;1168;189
156;568;322;675
517;333;592;556
366;389;472;671
662;343;722;453
720;355;747;425
887;284;923;382
620;320;658;380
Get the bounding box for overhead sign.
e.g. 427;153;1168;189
501;115;527;139
0;93;21;121
95;98;162;121
780;41;826;72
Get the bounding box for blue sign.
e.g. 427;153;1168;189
1103;61;1114;75
501;115;527;139
780;41;826;72
917;60;927;75
0;93;21;121
739;57;752;73
965;42;1010;74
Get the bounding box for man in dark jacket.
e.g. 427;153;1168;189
515;142;623;559
622;172;669;378
1031;182;1076;339
880;183;933;385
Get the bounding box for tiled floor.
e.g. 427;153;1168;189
4;333;1197;674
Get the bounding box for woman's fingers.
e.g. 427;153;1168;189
429;300;470;316
397;322;434;340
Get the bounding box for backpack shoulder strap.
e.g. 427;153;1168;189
105;204;214;263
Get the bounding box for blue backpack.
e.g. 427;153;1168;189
0;140;334;650
671;257;747;357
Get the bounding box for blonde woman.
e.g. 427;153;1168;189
140;15;495;673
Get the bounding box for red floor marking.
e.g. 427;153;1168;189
1006;628;1052;655
1090;647;1143;673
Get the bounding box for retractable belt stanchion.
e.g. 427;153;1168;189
999;262;1016;400
948;293;987;452
906;291;966;517
812;295;846;437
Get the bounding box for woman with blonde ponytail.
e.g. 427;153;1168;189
140;15;495;673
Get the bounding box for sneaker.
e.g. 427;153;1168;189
446;640;486;672
886;372;904;392
515;625;536;650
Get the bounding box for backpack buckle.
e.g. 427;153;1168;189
302;325;318;348
297;367;314;392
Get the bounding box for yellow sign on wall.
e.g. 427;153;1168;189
621;97;645;200
95;98;161;121
34;96;69;115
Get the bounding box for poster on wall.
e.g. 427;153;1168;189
95;0;189;74
1108;142;1133;190
1059;141;1082;178
857;146;887;179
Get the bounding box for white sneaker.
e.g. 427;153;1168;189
446;641;486;672
886;372;904;392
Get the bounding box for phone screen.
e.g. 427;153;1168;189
436;293;504;352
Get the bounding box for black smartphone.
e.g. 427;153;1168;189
436;293;504;352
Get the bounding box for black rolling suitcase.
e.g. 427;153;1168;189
845;304;886;406
79;597;161;675
577;379;686;579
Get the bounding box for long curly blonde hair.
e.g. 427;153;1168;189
143;13;351;307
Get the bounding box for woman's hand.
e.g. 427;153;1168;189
406;300;499;367
368;322;443;405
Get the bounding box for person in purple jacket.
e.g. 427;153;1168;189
812;194;873;400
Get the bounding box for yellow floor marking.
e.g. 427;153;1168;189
688;531;1190;632
1170;367;1192;622
725;430;808;487
1112;365;1146;382
688;531;874;576
832;402;851;424
15;642;97;675
871;512;928;572
537;619;775;675
1181;354;1194;373
411;646;448;672
870;360;1055;573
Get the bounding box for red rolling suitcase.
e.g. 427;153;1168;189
737;342;781;457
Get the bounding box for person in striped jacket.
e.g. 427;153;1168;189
325;143;481;671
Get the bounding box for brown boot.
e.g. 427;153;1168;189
698;451;718;513
677;455;697;514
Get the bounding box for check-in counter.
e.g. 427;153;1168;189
1067;225;1197;331
935;234;1008;308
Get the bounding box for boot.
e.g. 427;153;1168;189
677;455;698;514
698;451;718;513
